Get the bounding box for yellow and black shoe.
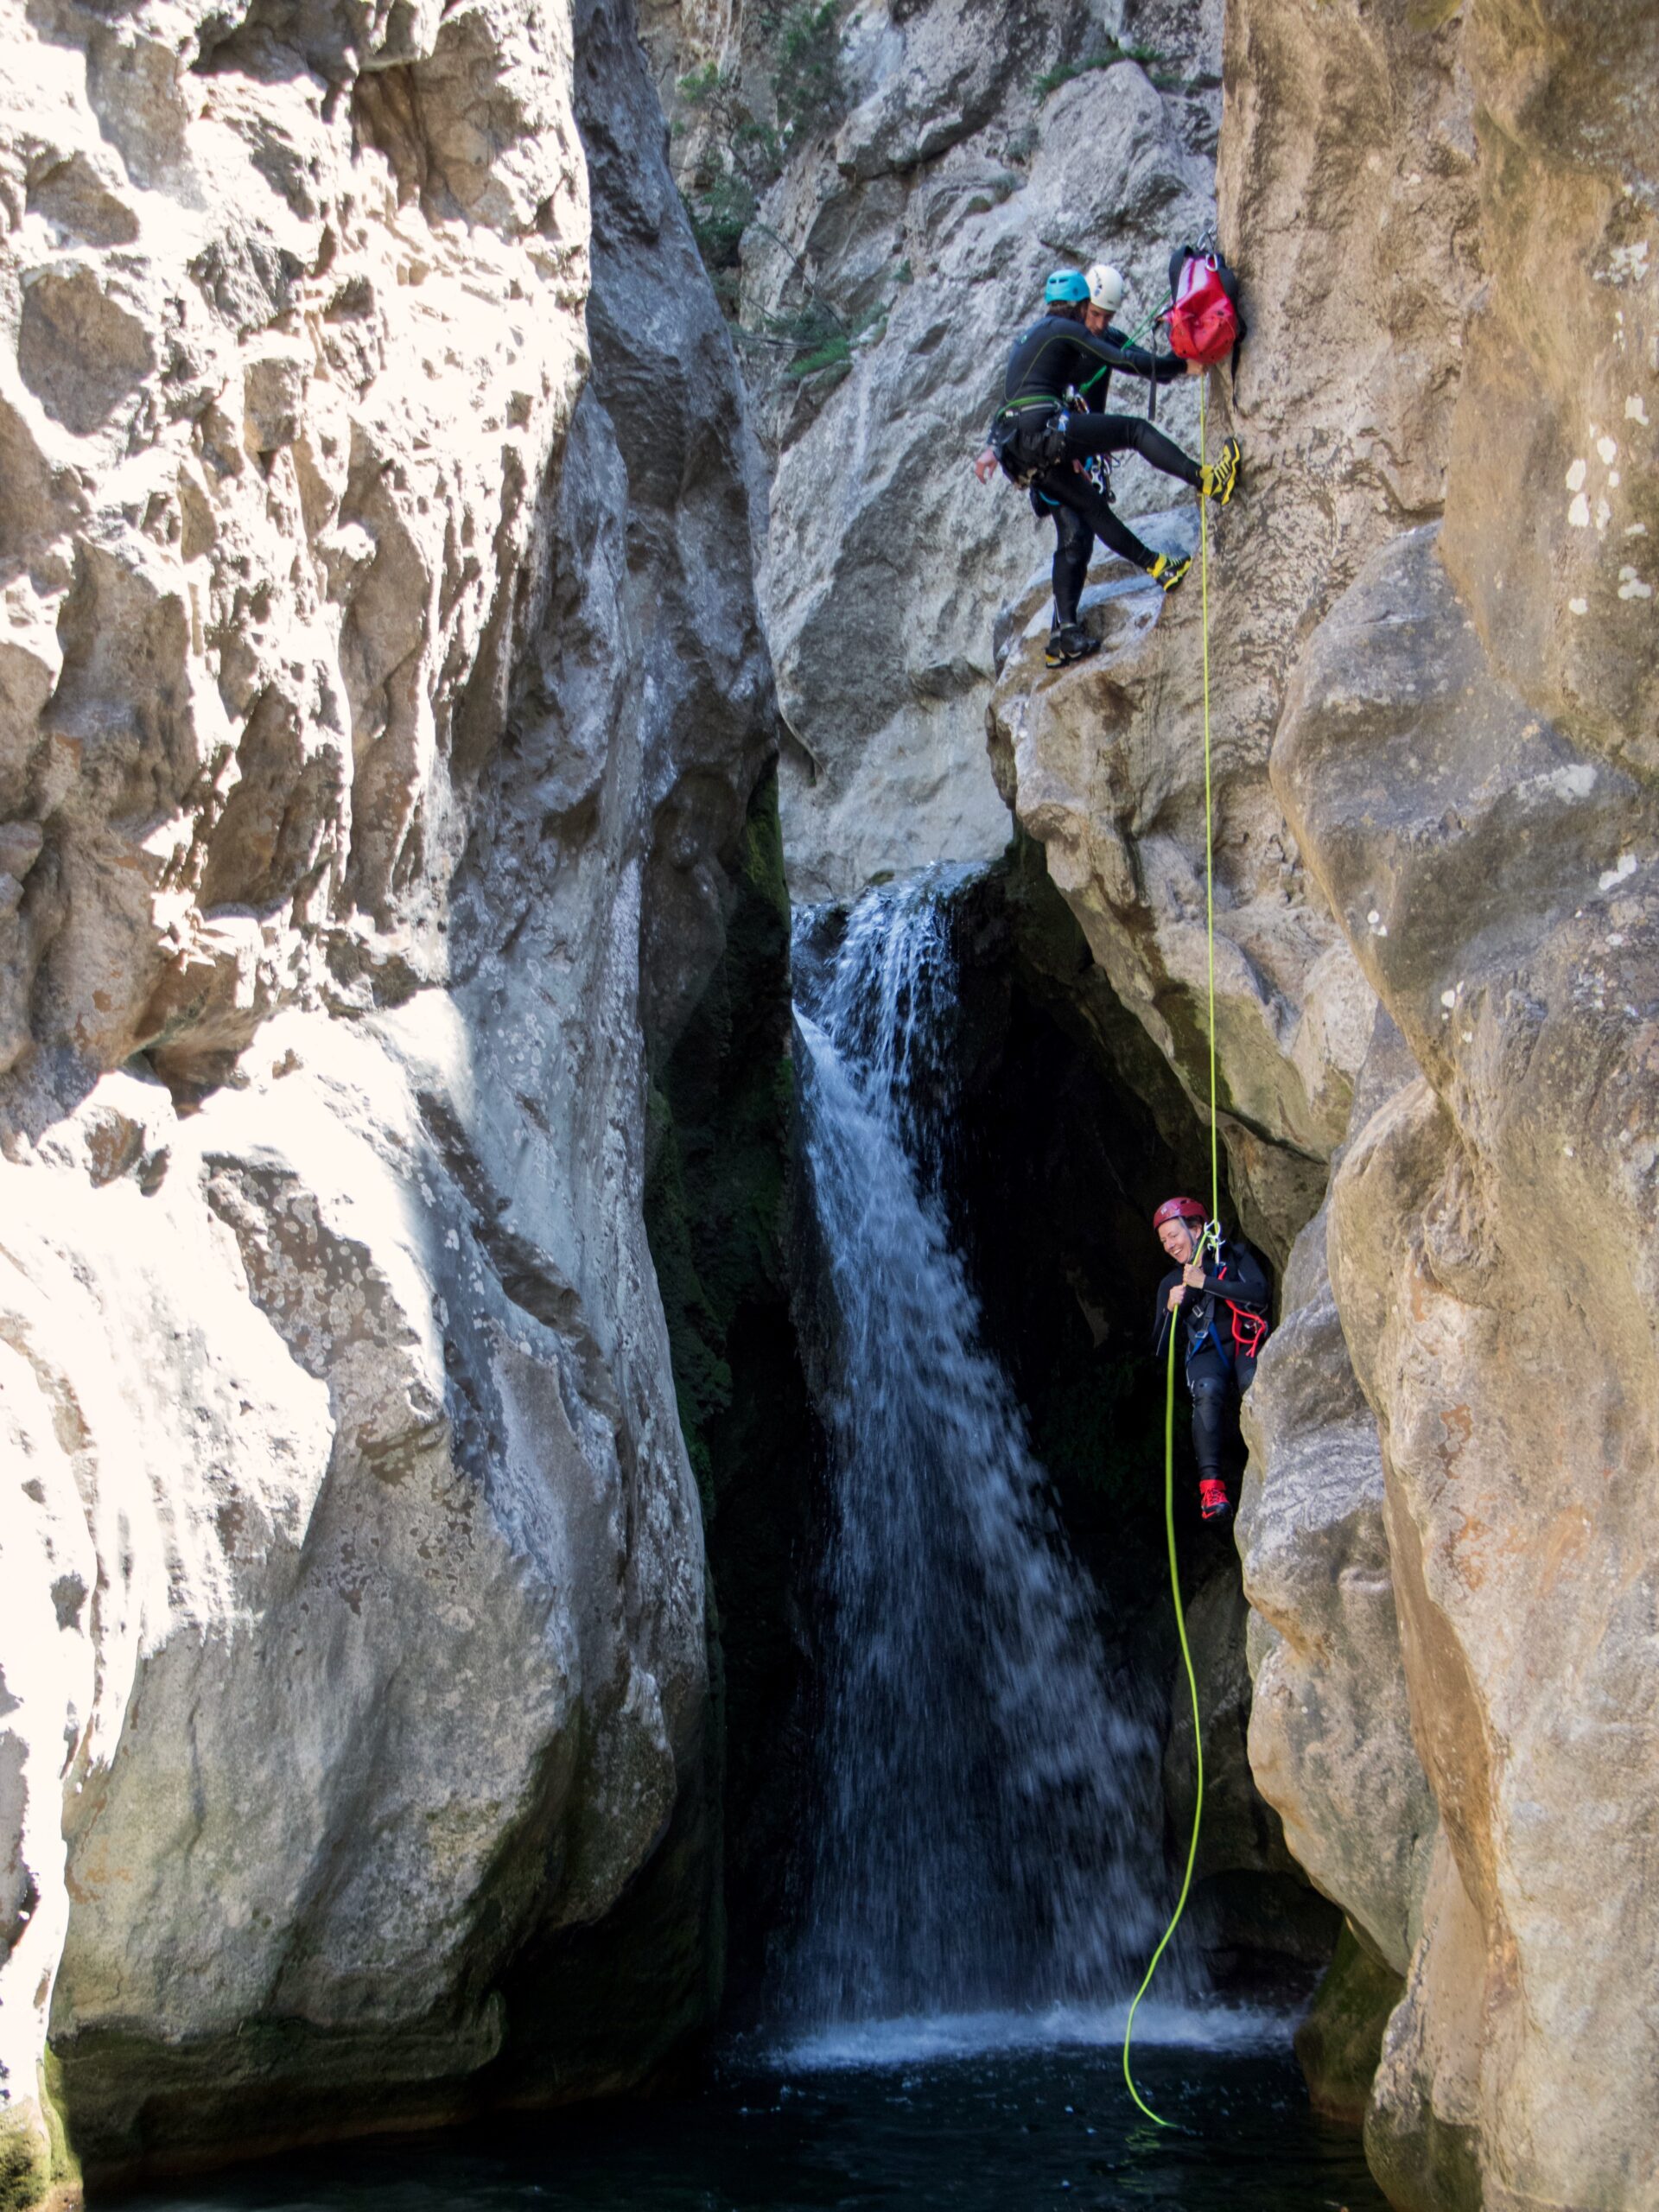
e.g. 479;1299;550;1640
1200;435;1242;505
1045;622;1101;667
1149;552;1192;594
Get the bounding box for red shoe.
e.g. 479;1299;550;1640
1198;1478;1230;1522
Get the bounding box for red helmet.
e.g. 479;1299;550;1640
1153;1196;1206;1230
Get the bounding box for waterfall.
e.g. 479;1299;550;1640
785;868;1185;2031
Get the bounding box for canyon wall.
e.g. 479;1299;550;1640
0;0;782;2190
644;0;1223;900
4;0;1656;2200
988;0;1659;2205
646;0;1659;2194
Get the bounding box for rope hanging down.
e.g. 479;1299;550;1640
1122;379;1221;2130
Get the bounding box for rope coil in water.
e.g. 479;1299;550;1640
1121;379;1220;2130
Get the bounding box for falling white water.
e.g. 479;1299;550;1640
786;869;1189;2029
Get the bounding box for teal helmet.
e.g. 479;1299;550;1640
1044;269;1090;305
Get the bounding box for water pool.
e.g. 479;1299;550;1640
134;2011;1385;2212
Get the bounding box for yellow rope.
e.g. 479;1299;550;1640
1199;380;1219;1228
1122;378;1219;2130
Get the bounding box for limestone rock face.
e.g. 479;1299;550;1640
645;0;1224;900
993;0;1659;2201
988;545;1374;1261
1284;521;1659;2211
0;0;590;1103
0;0;778;2186
986;0;1492;1258
1237;1192;1434;1979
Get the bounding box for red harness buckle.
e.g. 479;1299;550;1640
1227;1305;1268;1360
1214;1260;1268;1362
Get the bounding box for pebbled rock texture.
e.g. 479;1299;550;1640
0;0;781;2188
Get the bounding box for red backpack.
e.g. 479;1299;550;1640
1165;246;1243;370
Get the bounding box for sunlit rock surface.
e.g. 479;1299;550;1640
4;0;1657;2199
0;0;779;2185
645;0;1224;900
1238;1186;1434;1980
1290;521;1659;2211
994;0;1659;2202
987;549;1373;1262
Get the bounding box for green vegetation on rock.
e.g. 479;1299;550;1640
1;2063;80;2212
675;3;848;316
1294;1921;1405;2125
0;2110;49;2212
765;0;848;137
1033;41;1161;99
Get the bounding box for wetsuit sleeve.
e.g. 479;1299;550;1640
1203;1246;1271;1313
1113;339;1189;385
1070;327;1188;385
1152;1269;1184;1355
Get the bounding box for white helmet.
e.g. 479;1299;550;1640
1086;263;1126;314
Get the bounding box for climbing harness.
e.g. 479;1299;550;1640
1224;1292;1268;1363
1122;378;1223;2132
988;397;1067;486
1195;1260;1270;1371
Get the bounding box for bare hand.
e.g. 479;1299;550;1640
1182;1262;1205;1290
1185;358;1203;377
1166;1283;1185;1313
973;446;999;485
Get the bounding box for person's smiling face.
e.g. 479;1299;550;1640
1159;1217;1197;1264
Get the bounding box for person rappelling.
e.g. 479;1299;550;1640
972;264;1243;667
1149;1197;1269;1524
1116;239;1258;2129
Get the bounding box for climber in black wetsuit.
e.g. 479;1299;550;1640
1150;1195;1270;1524
972;267;1243;666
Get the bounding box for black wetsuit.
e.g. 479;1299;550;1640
994;314;1197;613
1152;1239;1272;1484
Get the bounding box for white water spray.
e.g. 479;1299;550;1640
786;870;1189;2028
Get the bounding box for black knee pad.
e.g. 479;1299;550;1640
1189;1372;1230;1478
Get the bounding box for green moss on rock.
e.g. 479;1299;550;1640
1364;2092;1484;2212
0;2111;49;2212
1;2063;81;2212
1294;1920;1405;2125
641;761;820;2013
